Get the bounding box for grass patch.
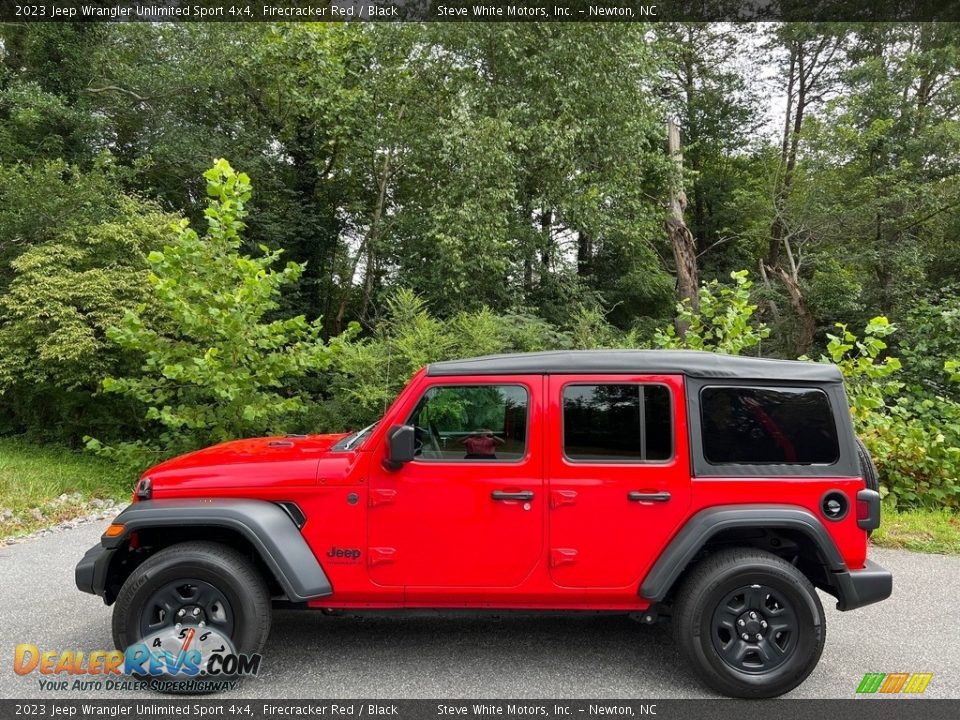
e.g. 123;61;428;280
871;506;960;555
0;439;131;537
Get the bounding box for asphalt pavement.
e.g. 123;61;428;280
1;521;957;699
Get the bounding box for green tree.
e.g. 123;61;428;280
0;196;172;392
91;160;340;466
330;289;581;428
0;158;132;294
654;23;762;264
0;24;106;165
0;160;173;442
316;25;675;328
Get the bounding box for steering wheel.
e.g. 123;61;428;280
414;424;442;454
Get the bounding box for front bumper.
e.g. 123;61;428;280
75;542;116;603
833;558;893;611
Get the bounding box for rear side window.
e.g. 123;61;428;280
563;384;672;462
700;386;839;465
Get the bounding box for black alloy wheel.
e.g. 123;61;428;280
138;577;235;641
673;547;826;698
710;583;798;674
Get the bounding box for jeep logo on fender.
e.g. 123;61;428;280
327;546;362;563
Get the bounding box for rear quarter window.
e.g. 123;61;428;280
700;386;839;465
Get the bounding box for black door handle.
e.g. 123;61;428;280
628;491;671;503
492;490;534;502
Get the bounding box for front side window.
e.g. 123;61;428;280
563;384;672;462
700;386;839;465
407;385;528;462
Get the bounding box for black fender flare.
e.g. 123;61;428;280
96;498;332;602
639;504;846;602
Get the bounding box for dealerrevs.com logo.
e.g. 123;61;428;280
14;627;261;693
856;673;933;695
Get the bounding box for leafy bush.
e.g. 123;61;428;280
812;317;960;509
88;160;342;468
816;316;902;422
0;160;175;443
899;292;960;401
653;270;769;355
0;197;173;392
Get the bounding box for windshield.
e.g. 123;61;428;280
333;421;380;452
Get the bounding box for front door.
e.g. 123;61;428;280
368;378;543;589
547;374;691;589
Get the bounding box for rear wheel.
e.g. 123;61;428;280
855;437;880;493
855;438;881;535
673;548;825;698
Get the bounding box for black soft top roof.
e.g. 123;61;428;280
426;350;843;383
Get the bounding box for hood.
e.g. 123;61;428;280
143;433;352;495
148;434;349;472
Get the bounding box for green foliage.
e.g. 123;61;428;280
0;197;172;392
0;159;174;442
0;24;106;165
947;360;960;384
0;158;132;292
805;259;866;327
1;23;960;517
89;160;340;467
653;271;769;355
812;317;960;509
819;316;902;419
330;290;575;428
898;293;960;401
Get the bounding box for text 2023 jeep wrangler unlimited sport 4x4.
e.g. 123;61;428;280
77;350;891;698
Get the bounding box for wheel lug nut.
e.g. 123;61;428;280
199;621;205;627
761;621;768;629
737;619;745;627
193;608;201;616
177;609;185;617
741;633;749;641
755;633;762;641
749;612;757;620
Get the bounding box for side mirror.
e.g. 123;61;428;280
383;424;416;471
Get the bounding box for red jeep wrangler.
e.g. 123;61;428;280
77;350;891;697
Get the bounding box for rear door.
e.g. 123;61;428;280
546;374;691;588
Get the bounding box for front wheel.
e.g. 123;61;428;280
112;541;271;689
673;548;826;698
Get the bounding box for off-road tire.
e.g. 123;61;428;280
855;437;880;493
112;541;271;690
673;547;826;698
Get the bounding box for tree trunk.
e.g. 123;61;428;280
681;30;709;255
768;44;800;270
757;259;781;324
665;117;699;332
577;231;592;277
539;208;553;273
773;264;815;356
335;143;394;334
765;40;810;339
